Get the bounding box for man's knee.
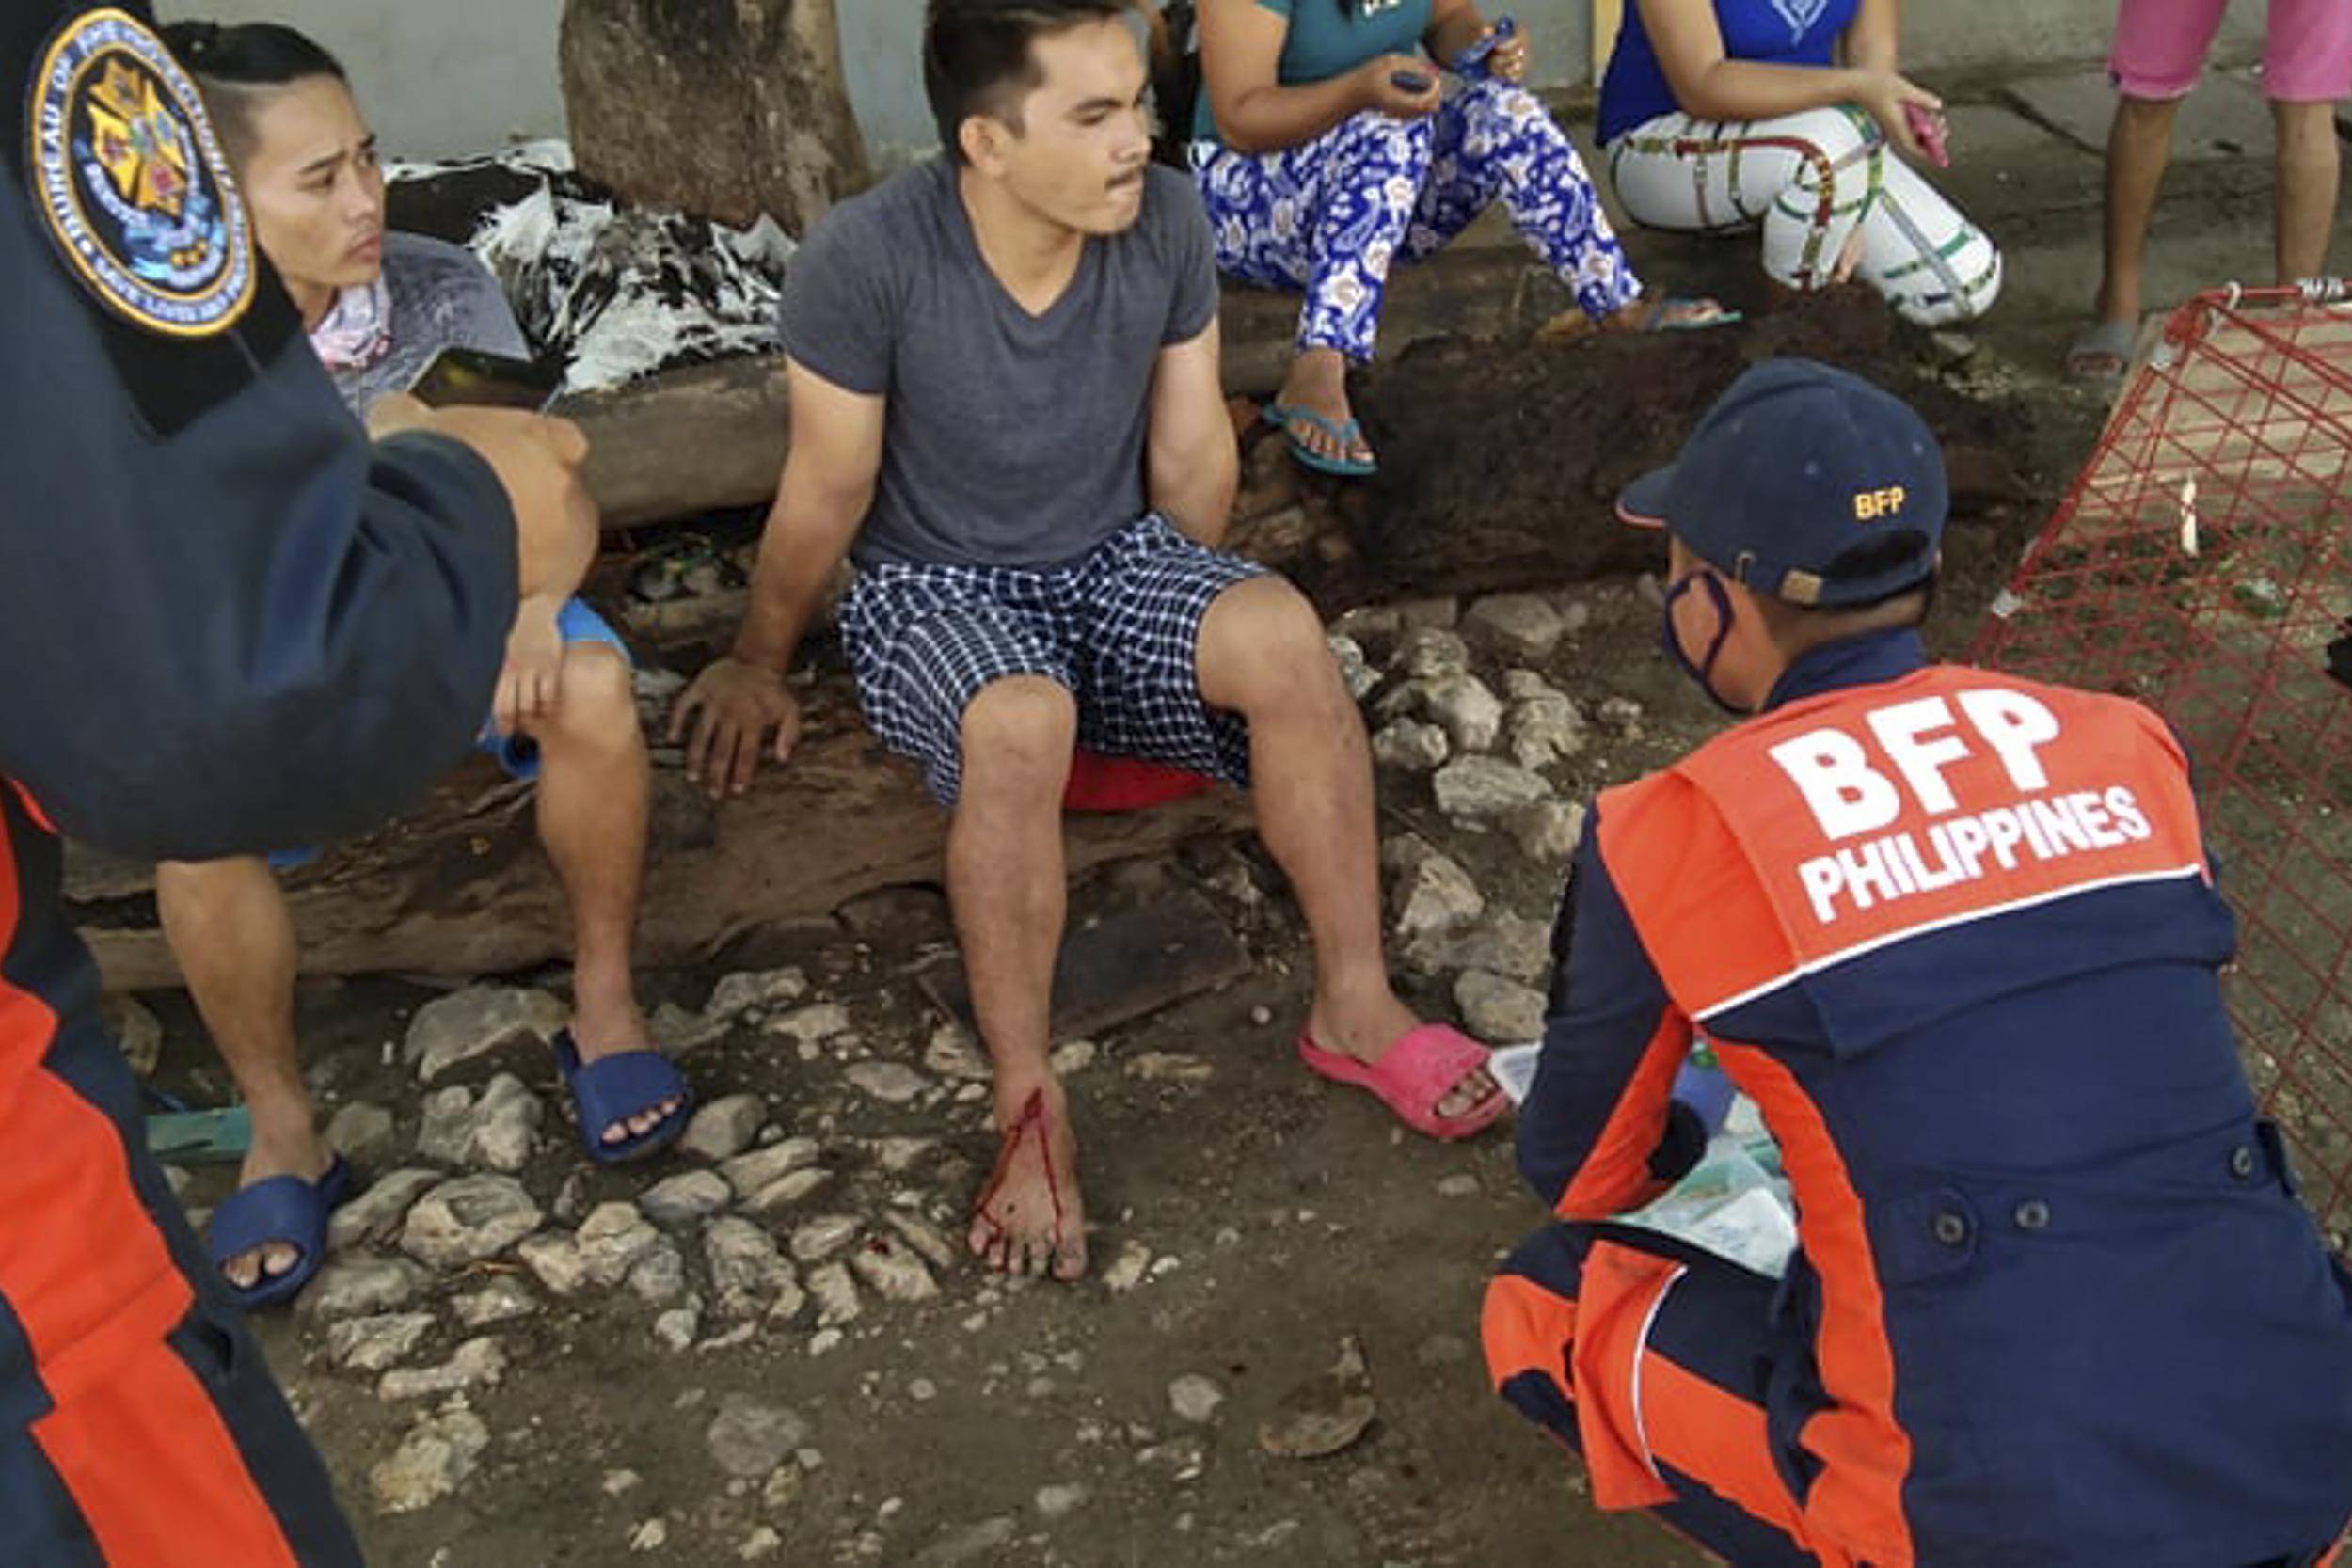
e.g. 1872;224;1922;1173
959;676;1078;794
1200;577;1337;708
536;646;644;756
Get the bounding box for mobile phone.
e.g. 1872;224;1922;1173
406;346;563;412
1391;67;1436;93
1452;15;1517;77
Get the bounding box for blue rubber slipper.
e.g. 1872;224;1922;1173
552;1030;691;1166
1263;403;1378;478
205;1155;355;1312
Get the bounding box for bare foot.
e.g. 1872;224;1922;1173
1308;985;1501;1123
220;1128;336;1292
968;1084;1088;1282
570;1006;684;1148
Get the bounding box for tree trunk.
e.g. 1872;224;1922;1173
559;0;869;230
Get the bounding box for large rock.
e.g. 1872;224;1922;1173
1405;911;1552;984
301;1255;429;1322
705;968;808;1022
706;1395;812;1481
1421;676;1503;754
1508;693;1588;770
1370;718;1449;773
323;1101;398;1166
705;1217;798;1319
401;1175;543;1270
1434;756;1550;821
678;1094;767;1162
328;1169;442;1254
326;1312;437;1374
520;1201;661;1295
1396;627;1470;682
1259;1337;1377;1461
416;1073;544;1173
1509;800;1589;863
640;1170;733;1227
377;1336;508;1402
405;987;566;1082
845;1061;929;1104
721;1139;821;1202
848;1233;939;1304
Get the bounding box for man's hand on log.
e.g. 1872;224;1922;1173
671;657;803;798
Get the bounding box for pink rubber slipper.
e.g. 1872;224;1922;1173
1298;1023;1506;1141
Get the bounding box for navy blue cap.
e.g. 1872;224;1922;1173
1617;359;1948;608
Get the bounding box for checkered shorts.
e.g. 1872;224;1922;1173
840;514;1265;804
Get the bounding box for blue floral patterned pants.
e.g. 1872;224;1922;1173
1191;78;1643;363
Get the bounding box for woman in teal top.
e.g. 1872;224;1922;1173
1193;0;1728;475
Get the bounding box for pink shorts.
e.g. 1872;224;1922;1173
2111;0;2352;103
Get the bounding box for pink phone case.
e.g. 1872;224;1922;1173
1905;103;1950;168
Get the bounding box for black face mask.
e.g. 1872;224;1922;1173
1661;570;1750;717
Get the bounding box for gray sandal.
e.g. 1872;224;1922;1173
2066;318;2138;382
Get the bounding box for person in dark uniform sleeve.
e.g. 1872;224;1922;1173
0;2;597;1560
1482;359;2352;1567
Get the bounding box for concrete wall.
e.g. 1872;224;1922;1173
157;1;2258;166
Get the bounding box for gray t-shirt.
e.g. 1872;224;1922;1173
779;159;1219;568
328;232;530;418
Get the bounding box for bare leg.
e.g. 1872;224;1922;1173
2098;95;2184;328
2273;100;2342;286
155;856;326;1291
519;643;671;1148
1196;577;1496;1117
949;676;1089;1281
1274;345;1375;468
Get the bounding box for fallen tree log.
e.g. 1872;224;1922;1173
564;248;1559;530
69;677;1252;991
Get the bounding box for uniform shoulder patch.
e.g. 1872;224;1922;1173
25;8;255;339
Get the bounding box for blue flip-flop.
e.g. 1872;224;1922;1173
1263;403;1378;478
205;1155;355;1312
552;1030;692;1166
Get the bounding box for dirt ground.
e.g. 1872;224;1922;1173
132;71;2352;1568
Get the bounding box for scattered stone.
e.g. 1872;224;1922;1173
401;1175;543;1270
706;967;809;1022
324;1101;397;1166
417;1074;544;1173
742;1168;834;1215
720;1140;820;1200
764;1002;852;1047
804;1327;843;1356
914;1518;1019;1567
738;1526;785;1560
1370;718;1449;772
1035;1483;1091;1519
1136;1438;1207;1481
655;1304;701;1354
641;1170;733;1227
1463;594;1565;661
1393;597;1460;633
452;1276;539;1328
1406;911;1550;985
603;1469;644;1497
1331;605;1400;649
1422;674;1504;754
371;1410;489;1513
1559;599;1594;636
650;1001;728;1055
1125;1053;1213;1085
870;1137;939;1174
1501;668;1559;703
1396;626;1470;681
628;1239;690;1307
328;1168;441;1254
162;1164;193;1202
1434;755;1550;821
405;986;565;1082
886;1212;961;1275
679;1095;767;1162
1386;846;1485;939
301;1255;428;1322
1508;800;1588;863
1455;971;1549;1044
378;1336;506;1402
1634;573;1666;609
326;1312;436;1373
790;1214;861;1263
1049;1038;1098;1076
1436;1174;1482;1198
705;1218;799;1319
1327;635;1379;702
1102;1241;1152;1294
1260;1337;1377;1461
706;1395;812;1480
849;1234;939;1303
807;1262;861;1326
1168;1374;1226;1425
846;1061;930;1104
102;994;163;1079
1597;696;1645;731
1508;693;1588;770
922;1023;992;1083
